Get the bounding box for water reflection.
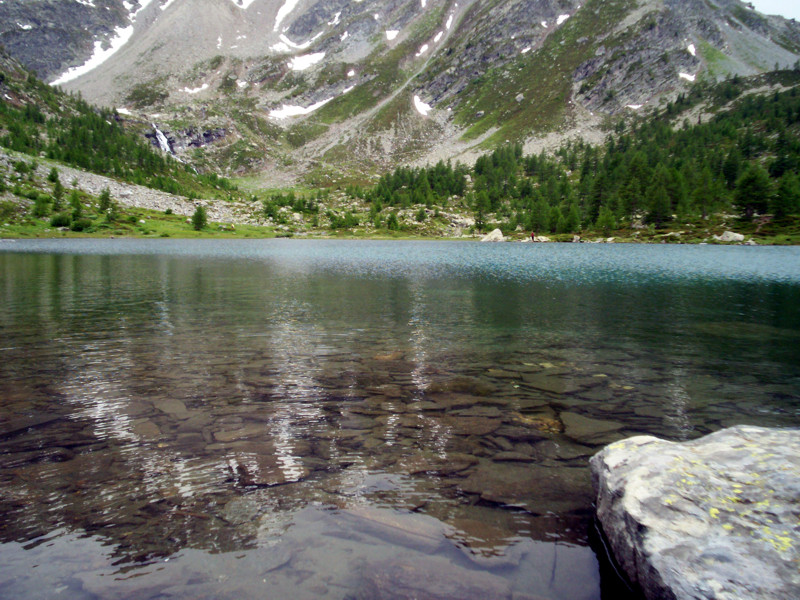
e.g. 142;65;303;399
1;241;799;599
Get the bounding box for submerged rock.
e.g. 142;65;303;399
460;461;592;514
355;556;512;599
590;425;800;600
561;411;624;444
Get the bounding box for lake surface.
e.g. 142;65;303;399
1;239;799;600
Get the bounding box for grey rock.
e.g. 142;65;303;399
590;425;800;600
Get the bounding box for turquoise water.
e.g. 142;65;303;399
1;239;798;599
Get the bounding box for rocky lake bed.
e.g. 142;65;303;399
0;240;798;599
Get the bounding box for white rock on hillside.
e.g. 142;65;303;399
590;425;800;600
480;228;505;242
713;231;745;243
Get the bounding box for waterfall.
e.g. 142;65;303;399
153;124;172;154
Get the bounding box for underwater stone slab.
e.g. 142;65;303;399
460;462;592;514
356;556;512;599
590;425;800;600
561;412;624;444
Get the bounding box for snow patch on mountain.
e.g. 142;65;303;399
183;83;209;94
687;43;696;56
413;95;432;116
269;96;334;119
52;25;135;85
288;52;326;71
557;14;570;25
273;33;321;52
679;72;696;81
274;0;301;32
386;30;399;40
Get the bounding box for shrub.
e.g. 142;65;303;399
0;200;20;223
70;218;93;232
50;213;72;228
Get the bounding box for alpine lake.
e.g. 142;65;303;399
1;239;799;600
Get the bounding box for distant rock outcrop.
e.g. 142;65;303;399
591;425;800;600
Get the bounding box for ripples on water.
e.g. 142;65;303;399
0;240;799;599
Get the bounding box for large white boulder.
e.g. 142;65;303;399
713;231;745;243
590;425;800;600
480;228;505;242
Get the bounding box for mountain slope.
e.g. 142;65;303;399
3;0;799;185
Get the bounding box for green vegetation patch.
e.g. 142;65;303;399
125;80;169;108
454;0;636;145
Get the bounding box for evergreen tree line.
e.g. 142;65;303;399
359;161;469;208
361;83;800;233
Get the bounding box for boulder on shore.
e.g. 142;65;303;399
480;228;505;242
713;231;745;243
590;425;800;600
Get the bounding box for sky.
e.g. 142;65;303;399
749;1;800;21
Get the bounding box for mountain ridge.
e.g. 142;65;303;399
1;0;799;184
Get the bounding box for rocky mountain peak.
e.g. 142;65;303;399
1;0;799;182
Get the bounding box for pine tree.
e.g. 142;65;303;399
99;188;112;213
693;166;714;219
595;205;616;236
69;189;82;219
52;179;65;212
646;184;672;227
722;148;741;190
191;205;207;230
474;191;490;232
734;164;771;220
564;203;581;233
772;172;800;219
